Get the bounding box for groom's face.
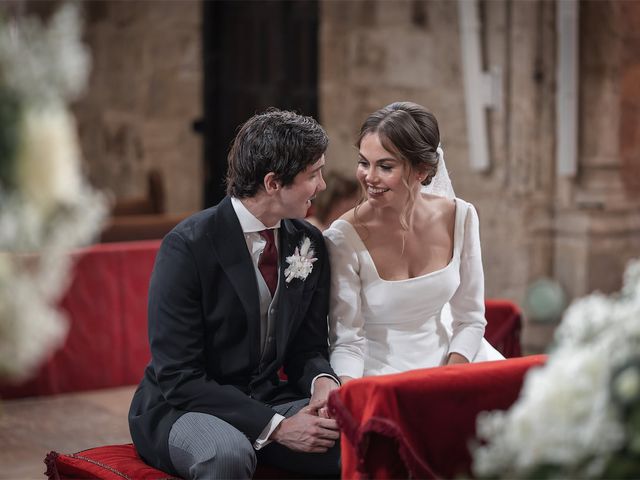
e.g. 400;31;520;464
278;155;327;219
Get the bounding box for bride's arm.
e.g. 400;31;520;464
446;352;469;365
448;202;487;362
323;226;366;381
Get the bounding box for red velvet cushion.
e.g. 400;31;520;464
45;444;306;480
45;444;176;479
328;355;547;479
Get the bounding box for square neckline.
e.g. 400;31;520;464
332;197;460;283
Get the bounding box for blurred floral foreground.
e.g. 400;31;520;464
0;5;105;380
473;258;640;479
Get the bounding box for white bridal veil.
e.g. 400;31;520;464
421;145;455;200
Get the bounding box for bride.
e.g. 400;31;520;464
323;101;503;384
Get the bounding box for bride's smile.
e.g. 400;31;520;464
366;185;389;196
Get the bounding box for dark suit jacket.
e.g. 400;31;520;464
128;196;335;474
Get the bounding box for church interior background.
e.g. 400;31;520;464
54;0;638;353
1;0;639;477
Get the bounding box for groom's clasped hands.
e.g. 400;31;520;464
271;377;341;453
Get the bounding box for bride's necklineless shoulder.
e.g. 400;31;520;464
335;204;377;232
343;197;456;226
338;207;358;226
334;197;459;282
339;204;388;238
335;198;458;240
335;198;457;232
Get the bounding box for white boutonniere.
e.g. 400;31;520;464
284;237;317;283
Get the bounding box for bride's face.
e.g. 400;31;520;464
357;133;421;210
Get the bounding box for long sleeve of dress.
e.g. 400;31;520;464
323;224;366;379
447;202;487;361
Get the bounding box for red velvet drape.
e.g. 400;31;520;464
328;355;547;479
0;240;160;399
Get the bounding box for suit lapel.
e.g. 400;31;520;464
276;219;306;360
207;197;261;363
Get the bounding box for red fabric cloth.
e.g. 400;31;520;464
45;444;307;480
328;354;547;479
0;240;160;399
45;444;177;480
484;299;523;358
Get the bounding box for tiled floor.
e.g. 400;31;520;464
0;385;136;479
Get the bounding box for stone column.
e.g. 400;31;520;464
553;0;640;300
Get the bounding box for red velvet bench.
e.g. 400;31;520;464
44;443;312;480
46;443;305;480
328;355;547;479
0;240;162;400
45;443;340;479
45;444;176;480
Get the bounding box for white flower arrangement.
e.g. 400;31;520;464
284;237;317;283
473;258;640;479
0;4;106;380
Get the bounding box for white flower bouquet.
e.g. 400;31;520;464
473;259;640;479
0;4;106;380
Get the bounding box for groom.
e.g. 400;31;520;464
129;109;341;479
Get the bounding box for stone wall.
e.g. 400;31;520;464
74;1;202;214
319;0;640;351
553;0;640;300
13;0;638;351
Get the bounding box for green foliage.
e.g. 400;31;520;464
603;453;640;479
603;357;640;479
0;86;21;189
525;463;565;480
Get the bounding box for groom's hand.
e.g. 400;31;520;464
271;410;340;453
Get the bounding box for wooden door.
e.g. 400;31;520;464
201;0;319;207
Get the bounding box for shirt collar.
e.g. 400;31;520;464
231;196;281;233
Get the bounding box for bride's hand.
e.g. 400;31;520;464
308;377;340;417
339;375;355;385
447;352;469;365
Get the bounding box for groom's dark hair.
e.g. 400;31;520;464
226;108;328;198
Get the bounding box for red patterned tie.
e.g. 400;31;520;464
258;229;278;296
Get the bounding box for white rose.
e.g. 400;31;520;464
15;106;83;211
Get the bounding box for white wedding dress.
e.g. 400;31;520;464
323;197;504;379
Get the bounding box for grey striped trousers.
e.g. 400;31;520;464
168;398;340;479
